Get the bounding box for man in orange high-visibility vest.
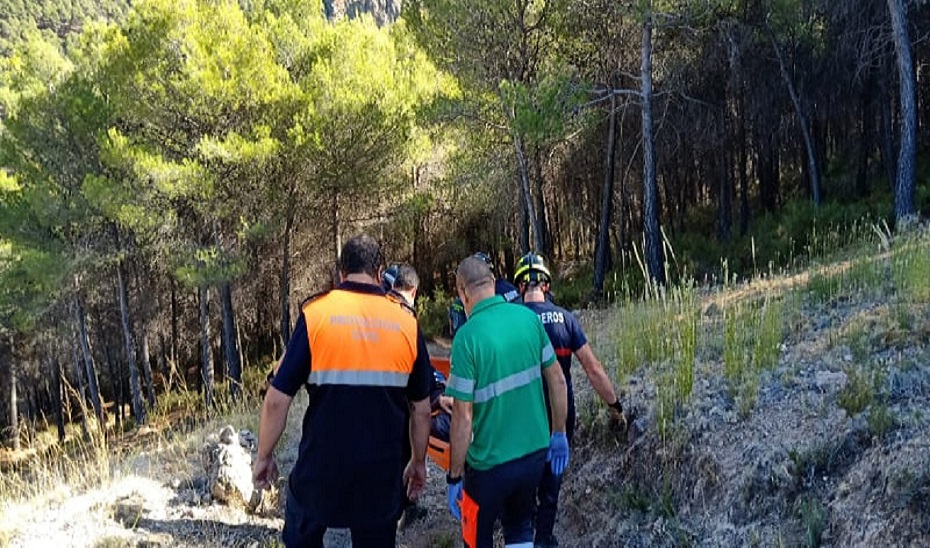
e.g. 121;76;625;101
254;235;433;548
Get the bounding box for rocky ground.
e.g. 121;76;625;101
2;272;930;547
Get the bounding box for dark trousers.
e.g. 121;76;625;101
535;411;575;541
283;482;396;548
282;524;395;548
534;465;563;542
461;449;547;548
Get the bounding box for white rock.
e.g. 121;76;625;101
219;425;238;445
203;427;256;509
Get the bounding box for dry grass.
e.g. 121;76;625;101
0;360;273;544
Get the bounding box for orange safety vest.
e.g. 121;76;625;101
302;289;419;387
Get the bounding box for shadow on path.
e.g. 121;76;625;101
133;516;280;547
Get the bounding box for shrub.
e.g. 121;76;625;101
795;495;826;548
417;288;451;339
867;403;897;439
837;366;878;416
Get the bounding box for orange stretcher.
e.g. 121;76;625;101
426;356;452;471
430;356;450;379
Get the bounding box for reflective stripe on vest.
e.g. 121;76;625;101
303;289;419;387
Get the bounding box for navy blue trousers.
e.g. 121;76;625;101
535;408;575;542
462;449;547;548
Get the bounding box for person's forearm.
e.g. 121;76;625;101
257;388;292;459
577;345;619;405
586;362;619;404
409;398;431;463
449;401;473;477
543;365;568;433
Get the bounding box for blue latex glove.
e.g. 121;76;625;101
547;431;570;476
447;481;463;520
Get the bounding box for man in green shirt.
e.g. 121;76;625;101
445;256;569;548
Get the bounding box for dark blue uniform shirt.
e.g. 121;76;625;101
523;299;587;440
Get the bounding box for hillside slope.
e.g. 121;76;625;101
0;0;131;53
0;0;400;55
1;228;928;547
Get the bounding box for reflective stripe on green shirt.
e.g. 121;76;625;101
447;295;557;470
473;364;541;403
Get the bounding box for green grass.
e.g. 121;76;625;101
836;365;882;416
612;278;699;435
807;269;845;304
723;295;787;416
607;213;926;441
794;495;826;548
892;232;930;304
867;402;897;439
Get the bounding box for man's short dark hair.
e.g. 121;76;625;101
340;234;382;277
393;265;419;292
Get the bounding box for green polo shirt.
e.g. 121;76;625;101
446;295;557;470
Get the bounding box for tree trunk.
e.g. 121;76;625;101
532;147;551;256
220;281;242;400
758;129;780;212
170;278;179;376
75;296;104;425
678;167;687;234
620;168;630;257
513;133;544;253
887;0;917;223
738;110;750;235
594;93;619;295
279;208;294;347
117;262;145;425
158;334;173;391
641;8;665;287
768;25;821;206
9;344;19;451
717;123;733;244
572;220;580;261
199;285;214;409
140;327;155;408
68;336;90;439
727;24;750;236
104;342;122;431
51;353;65;443
878;48;897;191
519;195;530;254
857;83;872;197
236;320;245;387
332;193;341;267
